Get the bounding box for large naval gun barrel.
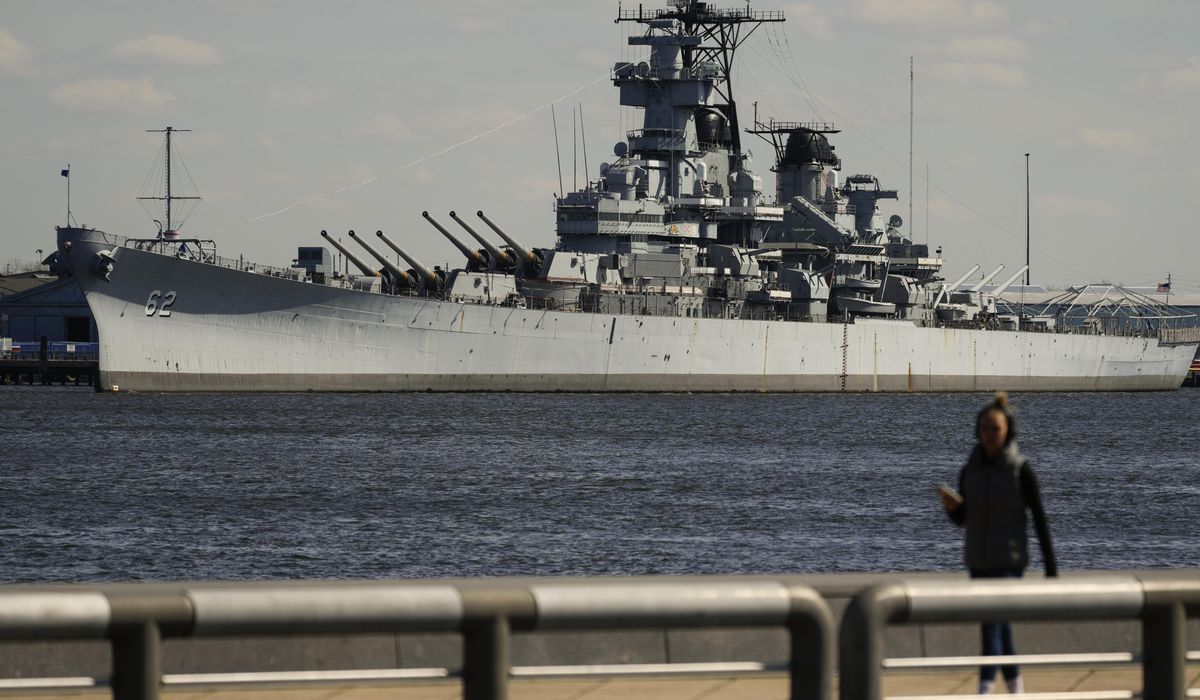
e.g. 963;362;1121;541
448;210;515;270
320;230;376;277
476;210;541;270
376;230;443;289
932;264;980;308
421;211;486;269
346;230;412;288
969;264;1005;292
990;265;1030;298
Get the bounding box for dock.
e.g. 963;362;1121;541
0;339;98;386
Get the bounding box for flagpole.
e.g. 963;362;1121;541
66;164;71;226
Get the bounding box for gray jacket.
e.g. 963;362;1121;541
950;441;1057;575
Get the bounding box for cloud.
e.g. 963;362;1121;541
268;85;329;106
113;34;222;66
1077;128;1139;152
1020;19;1063;36
930;62;1025;88
784;3;834;38
1137;56;1200;94
453;16;504;34
51;78;173;112
944;35;1027;62
255;170;304;186
1034;195;1118;218
355;113;416;141
0;27;32;74
850;0;1005;29
1162;57;1200;92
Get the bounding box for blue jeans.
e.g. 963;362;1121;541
970;569;1023;682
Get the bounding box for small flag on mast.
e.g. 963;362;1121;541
1157;281;1171;293
61;168;69;177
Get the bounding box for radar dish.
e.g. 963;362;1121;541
888;214;904;229
614;142;629;157
599;162;611;175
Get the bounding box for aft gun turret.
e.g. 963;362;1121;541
989;265;1030;298
476;210;543;275
346;229;415;290
422;211;487;271
320;230;376;278
376;230;445;292
448;211;516;272
969;264;1006;293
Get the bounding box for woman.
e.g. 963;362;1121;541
939;392;1057;695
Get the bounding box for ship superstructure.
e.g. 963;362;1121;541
54;1;1198;392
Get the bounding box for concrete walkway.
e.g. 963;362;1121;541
4;667;1199;700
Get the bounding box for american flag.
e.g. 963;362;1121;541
1157;281;1171;293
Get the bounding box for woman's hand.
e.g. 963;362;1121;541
938;485;963;513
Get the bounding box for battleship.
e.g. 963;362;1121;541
57;1;1197;392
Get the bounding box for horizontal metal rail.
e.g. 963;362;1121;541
0;579;832;700
840;575;1200;700
883;652;1137;669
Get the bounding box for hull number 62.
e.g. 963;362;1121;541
145;290;178;317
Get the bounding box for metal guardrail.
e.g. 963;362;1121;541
0;580;833;700
839;576;1200;700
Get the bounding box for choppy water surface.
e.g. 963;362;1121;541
1;388;1197;582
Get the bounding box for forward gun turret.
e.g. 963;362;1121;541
448;211;516;271
477;210;544;276
376;230;445;292
422;211;487;271
346;229;414;290
320;230;376;277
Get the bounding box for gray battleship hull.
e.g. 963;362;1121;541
60;229;1196;393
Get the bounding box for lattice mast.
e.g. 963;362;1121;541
617;1;783;154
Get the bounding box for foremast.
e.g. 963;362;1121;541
615;1;784;155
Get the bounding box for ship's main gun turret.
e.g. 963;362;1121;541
969;264;1005;293
346;229;413;289
477;210;543;275
320;230;376;277
422;211;487;271
376;230;444;291
990;265;1030;298
448;211;516;271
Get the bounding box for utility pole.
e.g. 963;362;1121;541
1025;153;1031;287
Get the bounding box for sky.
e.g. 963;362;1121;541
1;0;1198;292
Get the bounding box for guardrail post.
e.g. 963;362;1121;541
788;585;835;700
106;591;194;700
460;587;536;700
1142;600;1186;700
110;620;160;700
838;583;909;700
463;614;509;700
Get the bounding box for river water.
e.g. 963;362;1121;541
1;388;1196;583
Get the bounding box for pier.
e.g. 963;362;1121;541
0;571;1196;700
0;339;98;386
